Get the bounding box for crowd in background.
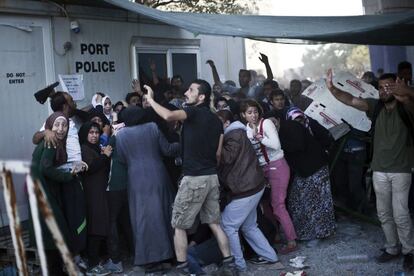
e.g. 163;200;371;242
29;55;414;275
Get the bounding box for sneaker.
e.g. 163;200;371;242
86;265;111;276
218;256;238;276
403;253;414;271
376;251;399;263
103;258;123;273
76;257;88;271
171;262;191;276
248;256;277;265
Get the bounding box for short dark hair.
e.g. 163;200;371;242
50;92;67;112
239;69;251;76
216;109;234;124
113;101;124;109
398;61;412;73
263;80;279;89
171;75;183;83
125;92;141;104
193;79;211;105
214;96;228;107
269;89;285;101
379;73;397;82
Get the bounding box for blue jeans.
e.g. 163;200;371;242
187;238;221;274
221;188;278;270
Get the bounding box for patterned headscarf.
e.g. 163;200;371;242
44;112;68;166
286;106;313;135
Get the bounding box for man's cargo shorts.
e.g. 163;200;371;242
171;174;221;229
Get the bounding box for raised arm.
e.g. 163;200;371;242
259;53;273;80
326;69;369;112
132;78;143;97
206;60;222;85
145;85;187;121
32;129;58;148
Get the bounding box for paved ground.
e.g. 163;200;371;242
121;213;412;276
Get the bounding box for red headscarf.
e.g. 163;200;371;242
45;112;68;166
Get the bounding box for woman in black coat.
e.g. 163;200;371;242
79;122;113;274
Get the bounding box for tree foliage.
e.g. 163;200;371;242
135;0;260;14
301;44;370;81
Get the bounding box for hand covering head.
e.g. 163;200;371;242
286;106;312;133
45;111;68;166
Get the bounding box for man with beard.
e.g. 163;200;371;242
326;69;414;272
144;80;235;275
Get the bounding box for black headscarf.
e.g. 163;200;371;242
78;122;101;153
88;107;110;127
44;112;68;166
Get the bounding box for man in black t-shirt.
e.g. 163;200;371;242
145;79;235;275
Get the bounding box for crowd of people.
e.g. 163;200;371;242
29;55;414;275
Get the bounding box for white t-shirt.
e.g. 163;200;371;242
246;118;284;166
40;117;82;163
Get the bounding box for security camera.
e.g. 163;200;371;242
70;20;80;33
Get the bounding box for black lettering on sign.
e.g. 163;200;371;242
80;43;88;55
80;43;110;55
9;79;24;84
84;62;91;73
75;62;83;73
74;61;116;73
109;61;115;72
103;44;109;55
88;44;96;55
6;72;26;84
96;44;103;55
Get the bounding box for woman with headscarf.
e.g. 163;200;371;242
88;108;111;147
30;112;74;274
116;106;180;270
78;122;113;275
276;113;336;243
286;106;333;151
101;95;113;123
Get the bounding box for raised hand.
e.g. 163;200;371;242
132;79;143;95
258;53;269;64
206;59;215;67
144;85;154;100
326;68;335;92
390;77;414;103
44;129;58;148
